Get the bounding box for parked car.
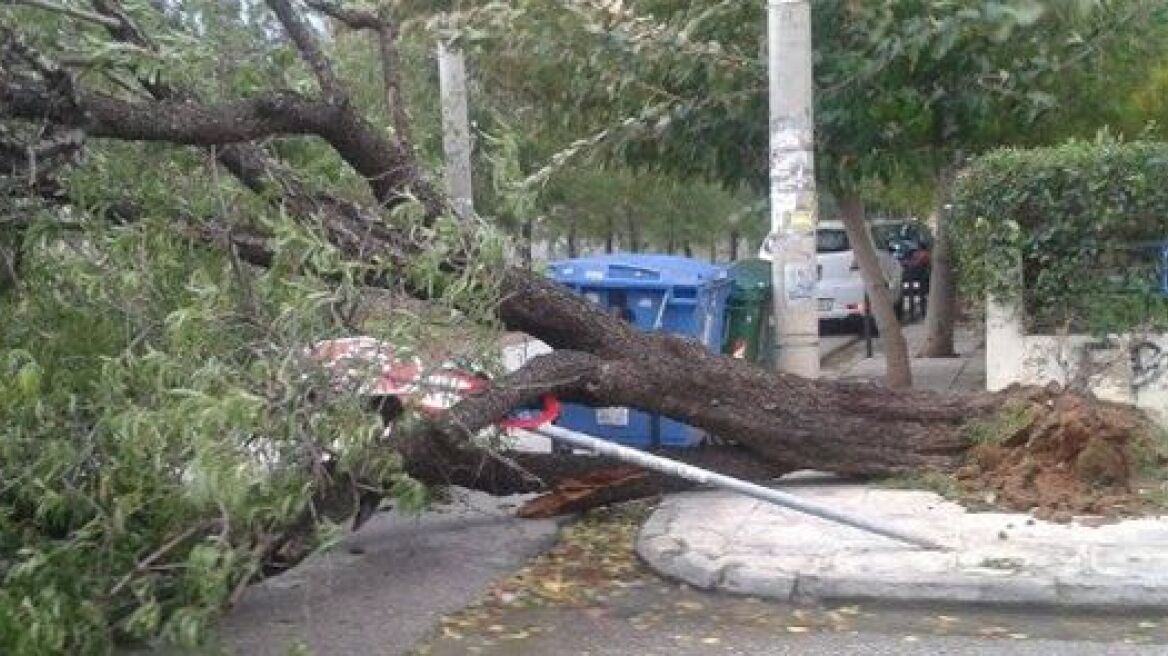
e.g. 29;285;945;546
758;220;905;330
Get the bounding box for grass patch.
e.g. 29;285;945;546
878;471;961;499
1132;425;1168;510
1137;425;1168;469
960;400;1038;446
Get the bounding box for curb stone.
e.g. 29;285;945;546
636;487;1168;609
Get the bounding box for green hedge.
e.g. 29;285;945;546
952;139;1168;333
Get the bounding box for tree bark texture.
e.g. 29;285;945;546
837;193;913;388
922;167;959;357
520;218;533;268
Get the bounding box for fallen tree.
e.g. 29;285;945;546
2;0;1156;507
0;1;1159;650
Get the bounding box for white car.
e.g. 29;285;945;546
758;220;904;328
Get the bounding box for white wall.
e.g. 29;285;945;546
986;294;1168;427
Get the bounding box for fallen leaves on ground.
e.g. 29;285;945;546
431;501;654;648
483;503;651;609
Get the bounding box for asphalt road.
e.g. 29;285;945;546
423;630;1166;655
417;580;1168;656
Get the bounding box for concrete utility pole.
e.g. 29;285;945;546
438;41;474;219
766;0;819;377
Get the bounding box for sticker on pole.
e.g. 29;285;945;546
596;407;630;426
784;264;816;300
790;209;814;232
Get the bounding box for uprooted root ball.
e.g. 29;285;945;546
956;389;1160;520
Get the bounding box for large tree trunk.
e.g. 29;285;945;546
838;193;913;388
921;167;959;357
465;269;985;475
728;228;739;261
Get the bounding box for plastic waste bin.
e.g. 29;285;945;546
723;259;774;365
546;254;732;448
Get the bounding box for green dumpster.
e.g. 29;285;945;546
723;259;774;364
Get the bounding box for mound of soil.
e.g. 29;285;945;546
954;390;1162;521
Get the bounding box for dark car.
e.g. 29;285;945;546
872;220;933;295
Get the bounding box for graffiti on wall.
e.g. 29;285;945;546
1132;340;1168;392
1077;336;1168;398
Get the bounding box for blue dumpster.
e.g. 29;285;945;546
547;254;732;447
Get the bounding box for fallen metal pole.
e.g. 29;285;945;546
533;423;948;551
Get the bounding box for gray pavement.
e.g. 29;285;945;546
829;320;986;392
638;478;1168;608
196;492;561;656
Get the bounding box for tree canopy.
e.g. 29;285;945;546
456;0;1168;200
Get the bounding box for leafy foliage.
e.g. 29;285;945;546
0;4;509;647
952;138;1168;332
455;0;1168;200
0;205;423;652
0;187;509;654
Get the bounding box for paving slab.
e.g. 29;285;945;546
637;474;1168;609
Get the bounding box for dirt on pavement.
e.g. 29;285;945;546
956;388;1166;521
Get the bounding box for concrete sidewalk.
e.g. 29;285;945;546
827;320;986;392
638;477;1168;608
636;323;1168;609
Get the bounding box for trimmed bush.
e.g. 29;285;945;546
953;138;1168;333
